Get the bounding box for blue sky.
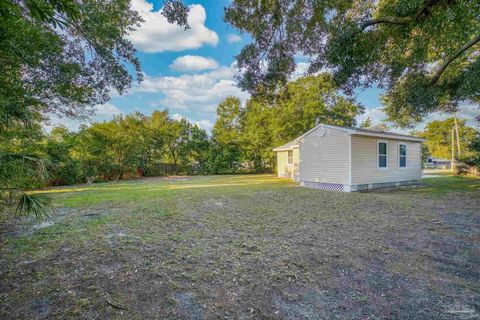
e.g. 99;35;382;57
51;0;476;133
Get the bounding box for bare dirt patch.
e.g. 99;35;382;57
0;175;479;319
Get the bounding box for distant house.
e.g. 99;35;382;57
273;124;425;192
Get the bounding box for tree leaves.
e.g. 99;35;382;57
15;193;51;221
225;0;480;127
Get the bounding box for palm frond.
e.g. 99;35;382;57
15;193;52;220
0;152;50;181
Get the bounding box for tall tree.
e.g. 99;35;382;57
225;0;480;127
1;0;190;127
0;0;189;216
271;75;364;145
44;126;82;185
240;99;274;172
211;97;243;173
144;110;171;172
212;97;243;146
419;118;478;159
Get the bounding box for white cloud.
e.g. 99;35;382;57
195;119;214;132
94;102;123;117
171;113;184;121
356;106;387;127
170;55;219;72
171;113;214;132
128;1;219;53
415;104;479;130
44;103;123;132
291;62;310;79
133;65;250;114
227;34;242;43
356;103;479;133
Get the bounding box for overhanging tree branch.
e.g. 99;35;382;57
360;0;444;30
361;16;413;29
430;34;480;84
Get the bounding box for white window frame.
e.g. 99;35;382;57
287;150;293;165
377;140;388;170
398;143;407;169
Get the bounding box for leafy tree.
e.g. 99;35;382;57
225;0;480;127
75;113;148;180
164;119;210;171
146;111;170;159
270;75;364;145
212;97;243;146
1;0;142;129
369;123;391;132
419;118;478;159
240;98;275;172
360;117;373;128
44;126;82;185
163;119;188;170
0;0;189;217
1;0;190;127
211;97;243;173
0;124;50;218
186;125;211;174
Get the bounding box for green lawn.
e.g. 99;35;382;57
1;174;479;319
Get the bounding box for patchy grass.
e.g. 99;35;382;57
420;175;480;196
1;174;479;319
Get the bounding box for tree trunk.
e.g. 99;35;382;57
453;116;461;158
451;129;455;171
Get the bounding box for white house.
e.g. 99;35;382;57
273;124;426;192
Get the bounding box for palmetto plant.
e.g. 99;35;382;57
15;193;51;221
0;152;52;220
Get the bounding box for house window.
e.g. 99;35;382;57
399;144;407;168
287;150;293;165
378;141;387;168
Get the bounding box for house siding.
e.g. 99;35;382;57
350;135;422;185
299;127;350;185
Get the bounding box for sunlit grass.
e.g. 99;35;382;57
418;175;480;196
38;175;293;208
32;173;480;208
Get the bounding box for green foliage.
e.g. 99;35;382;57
360;117;373;128
1;74;364;215
210;97;243;173
212;97;243;146
0;0;144;130
210;74;364;173
16;193;51;221
270;75;364;145
0;0;190;219
48;110;211;182
419;118;478;159
455;161;470;176
457;123;480;173
225;0;480;127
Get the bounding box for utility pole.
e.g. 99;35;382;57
451;129;455;171
453;115;461;158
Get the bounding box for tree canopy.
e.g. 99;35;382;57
224;0;480;127
0;0;191;131
419;118;478;159
0;0;189;217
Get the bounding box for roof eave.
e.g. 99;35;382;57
273;145;299;152
350;132;426;142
